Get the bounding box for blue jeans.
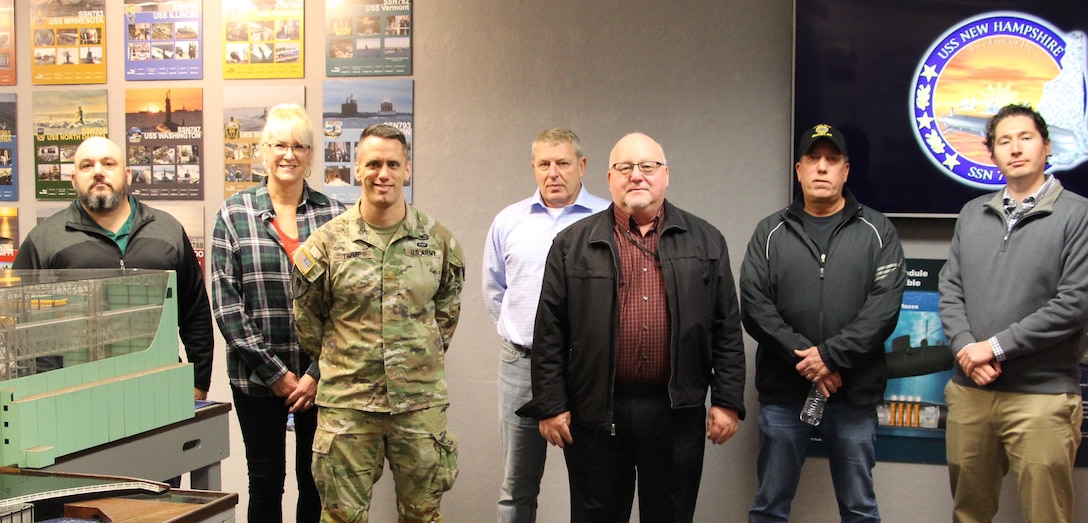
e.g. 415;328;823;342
497;341;547;522
749;401;879;523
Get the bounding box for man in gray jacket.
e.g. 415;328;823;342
939;104;1088;523
741;124;905;523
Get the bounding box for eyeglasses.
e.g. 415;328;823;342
611;161;664;176
267;143;312;155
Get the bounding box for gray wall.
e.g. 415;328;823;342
10;1;1086;521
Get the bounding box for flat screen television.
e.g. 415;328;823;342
793;0;1088;217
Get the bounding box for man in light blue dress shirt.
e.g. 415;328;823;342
483;128;610;522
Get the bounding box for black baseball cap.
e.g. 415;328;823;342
797;123;848;159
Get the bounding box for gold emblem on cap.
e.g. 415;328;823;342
812;124;833;138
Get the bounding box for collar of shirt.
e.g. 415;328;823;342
529;186;598;214
1003;174;1054;227
485;189;609;347
79;194;138;253
612;205;664;239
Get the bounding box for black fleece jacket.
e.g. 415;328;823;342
740;190;906;405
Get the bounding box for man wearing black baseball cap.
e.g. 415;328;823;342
740;123;906;522
797;123;848;159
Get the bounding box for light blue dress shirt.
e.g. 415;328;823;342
483;187;610;347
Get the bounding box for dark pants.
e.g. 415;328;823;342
232;385;320;523
563;385;706;523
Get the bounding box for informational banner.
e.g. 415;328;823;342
30;0;106;85
125;87;204;200
0;94;17;201
32;89;107;200
124;0;203;80
321;78;413;205
222;85;305;198
325;0;411;77
222;0;303;79
0;0;15;85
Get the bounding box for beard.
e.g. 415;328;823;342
623;190;653;211
79;185;125;213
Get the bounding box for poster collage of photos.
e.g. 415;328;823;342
125;87;204;200
124;0;202;80
30;0;106;84
223;3;304;78
0;1;13;85
222;85;303;198
0;94;15;200
32;89;107;200
8;1;413;209
319;78;412;206
326;0;411;76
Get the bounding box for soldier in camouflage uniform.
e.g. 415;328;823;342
293;123;465;523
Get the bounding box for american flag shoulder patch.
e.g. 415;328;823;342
293;246;318;275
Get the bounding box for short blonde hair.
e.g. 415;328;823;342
260;104;314;148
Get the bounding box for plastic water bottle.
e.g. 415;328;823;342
800;383;826;426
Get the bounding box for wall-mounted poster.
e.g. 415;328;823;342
875;259;953;464
222;85;305;198
321;79;413;206
0;0;15;85
0;207;16;268
125;88;204;200
32;89;107;200
325;0;411;77
154;203;204;273
124;0;203;80
0;94;17;201
222;0;303;79
794;1;1088;216
30;0;106;85
34;202;65;224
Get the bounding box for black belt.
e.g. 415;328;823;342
506;340;531;357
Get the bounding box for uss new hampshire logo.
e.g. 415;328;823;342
911;12;1088;189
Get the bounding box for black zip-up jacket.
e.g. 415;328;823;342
739;190;905;405
516;201;746;430
13;199;214;392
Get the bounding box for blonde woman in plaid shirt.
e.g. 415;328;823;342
211;104;346;522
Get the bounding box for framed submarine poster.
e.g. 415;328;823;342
874;258;954;464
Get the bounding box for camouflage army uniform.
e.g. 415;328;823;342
293;203;464;523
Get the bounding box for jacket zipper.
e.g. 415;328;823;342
818;253;825;341
610;237;619;437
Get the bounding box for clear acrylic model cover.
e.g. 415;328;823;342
0;269;169;381
0;269;194;469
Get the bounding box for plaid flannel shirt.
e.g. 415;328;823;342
211;183;345;396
